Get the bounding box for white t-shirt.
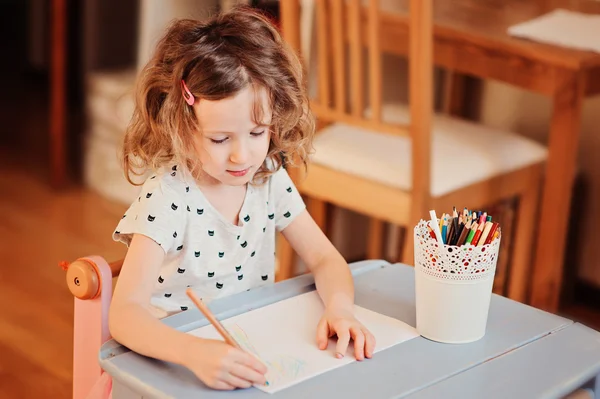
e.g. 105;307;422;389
113;164;305;317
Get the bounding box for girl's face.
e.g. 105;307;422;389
192;85;272;186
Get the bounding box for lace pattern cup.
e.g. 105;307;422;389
413;219;501;343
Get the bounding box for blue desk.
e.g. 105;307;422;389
99;261;600;398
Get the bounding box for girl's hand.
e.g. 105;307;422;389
315;307;376;361
183;337;268;390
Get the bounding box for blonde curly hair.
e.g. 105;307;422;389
122;6;314;185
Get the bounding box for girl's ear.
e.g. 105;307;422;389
181;80;195;106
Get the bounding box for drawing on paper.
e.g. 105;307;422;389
227;323;307;384
227;323;261;357
188;291;419;393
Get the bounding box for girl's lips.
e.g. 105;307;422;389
227;168;250;177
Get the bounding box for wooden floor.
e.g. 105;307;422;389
1;156;600;398
0;156;127;399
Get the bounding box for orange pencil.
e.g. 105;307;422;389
186;289;270;386
477;221;493;246
492;228;501;242
186;288;243;350
471;221;485;246
484;222;500;245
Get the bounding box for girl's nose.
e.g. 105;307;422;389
230;142;249;165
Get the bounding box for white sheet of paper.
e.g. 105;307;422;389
507;9;600;53
188;291;418;393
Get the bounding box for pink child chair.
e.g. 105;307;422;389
60;256;123;399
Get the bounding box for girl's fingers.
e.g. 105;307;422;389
233;350;268;374
211;380;236;390
230;363;267;386
350;326;365;360
334;329;351;358
363;328;376;358
223;372;254;389
316;317;329;350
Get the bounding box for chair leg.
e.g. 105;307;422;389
367;219;384;259
395;225;407;262
401;227;415;266
307;197;328;233
276;232;296;281
507;173;542;303
442;70;468;117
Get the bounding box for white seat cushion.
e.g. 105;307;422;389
310;103;548;197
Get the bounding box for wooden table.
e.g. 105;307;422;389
365;0;600;313
99;261;600;398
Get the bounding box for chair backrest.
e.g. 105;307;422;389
280;0;433;223
62;256;122;398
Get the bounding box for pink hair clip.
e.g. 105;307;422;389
181;79;195;106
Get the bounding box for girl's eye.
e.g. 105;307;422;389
251;130;265;137
210;137;228;144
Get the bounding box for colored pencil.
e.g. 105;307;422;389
471;221;485;246
429;210;444;244
456;220;472;246
477;221;494;246
484;222;500;245
441;218;448;244
186;288;243;349
426;207;501;247
186;288;270;386
465;222;478;244
447;218;455;244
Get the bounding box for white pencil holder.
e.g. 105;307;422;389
413;219;501;344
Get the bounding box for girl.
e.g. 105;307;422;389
109;7;375;391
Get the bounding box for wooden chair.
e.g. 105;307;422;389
277;0;548;303
60;256;123;399
61;251;297;397
61;246;301;397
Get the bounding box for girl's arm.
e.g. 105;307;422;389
281;209;376;359
280;210;354;311
109;234;267;389
108;234;195;364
